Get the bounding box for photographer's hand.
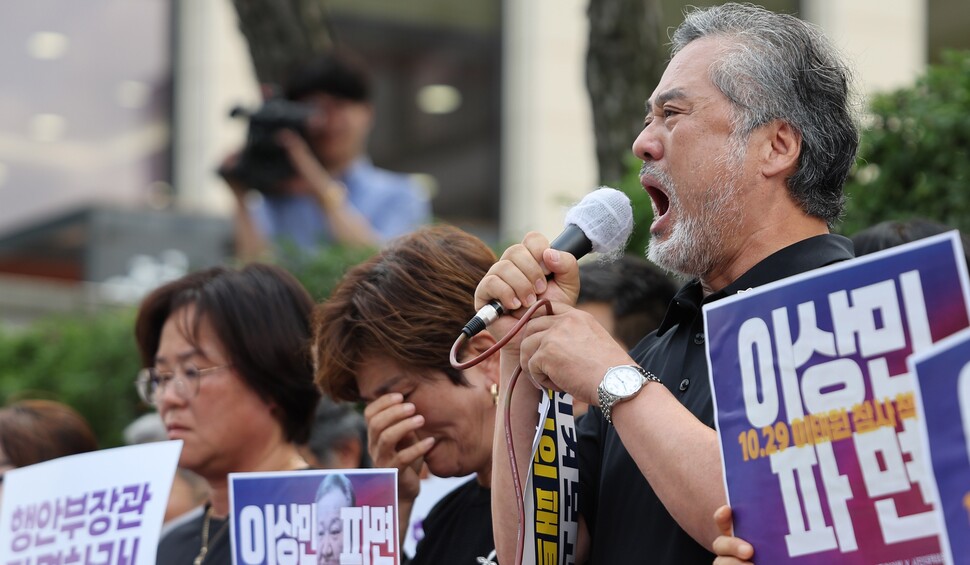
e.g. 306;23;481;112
217;150;247;196
219;149;272;262
276;130;380;247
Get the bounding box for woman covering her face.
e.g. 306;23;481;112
313;225;500;564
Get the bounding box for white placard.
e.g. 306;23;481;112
0;440;182;564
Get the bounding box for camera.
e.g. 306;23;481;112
223;97;317;194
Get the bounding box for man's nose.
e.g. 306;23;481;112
632;122;664;162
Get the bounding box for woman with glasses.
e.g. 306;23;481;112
135;263;320;565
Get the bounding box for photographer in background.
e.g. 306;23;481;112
223;53;431;261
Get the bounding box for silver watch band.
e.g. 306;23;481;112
598;387;620;424
599;366;661;425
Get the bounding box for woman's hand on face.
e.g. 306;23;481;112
363;393;435;504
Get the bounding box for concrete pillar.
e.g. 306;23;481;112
172;0;259;214
501;0;598;244
801;0;927;99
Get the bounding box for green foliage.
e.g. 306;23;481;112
0;308;143;448
841;50;970;236
278;243;379;301
0;243;379;448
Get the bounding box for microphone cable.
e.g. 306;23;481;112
450;298;554;565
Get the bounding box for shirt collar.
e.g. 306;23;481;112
656;234;855;335
340;156;373;185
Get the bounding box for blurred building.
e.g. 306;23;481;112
0;0;968;326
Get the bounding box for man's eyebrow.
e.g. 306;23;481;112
645;88;688;111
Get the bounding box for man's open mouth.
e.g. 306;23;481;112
645;184;670;218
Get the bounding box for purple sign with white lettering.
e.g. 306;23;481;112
909;328;970;565
705;232;970;564
229;468;398;565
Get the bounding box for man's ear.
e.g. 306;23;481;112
761;120;801;179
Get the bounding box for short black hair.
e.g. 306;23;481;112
306;397;371;468
134;263;320;443
284;52;372;102
850;218;970;270
578;255;678;349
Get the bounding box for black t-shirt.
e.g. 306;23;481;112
406;477;495;565
157;506;231;565
578;234;854;564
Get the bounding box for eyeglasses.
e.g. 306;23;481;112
134;363;231;405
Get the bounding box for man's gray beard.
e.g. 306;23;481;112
646;152;746;279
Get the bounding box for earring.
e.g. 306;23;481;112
490;383;499;406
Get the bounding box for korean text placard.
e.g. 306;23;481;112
705;233;970;563
0;440;181;565
909;327;970;565
229;468;398;565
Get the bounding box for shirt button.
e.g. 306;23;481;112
679;379;690;392
693;332;705;345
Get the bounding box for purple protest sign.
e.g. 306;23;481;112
229;468;398;565
910;327;970;565
704;232;970;564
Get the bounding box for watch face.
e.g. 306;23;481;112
603;367;643;397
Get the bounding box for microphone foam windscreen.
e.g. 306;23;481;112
564;186;634;255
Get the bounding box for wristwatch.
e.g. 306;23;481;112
597;365;661;425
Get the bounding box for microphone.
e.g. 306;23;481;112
461;187;634;337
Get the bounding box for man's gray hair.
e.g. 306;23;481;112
671;2;859;225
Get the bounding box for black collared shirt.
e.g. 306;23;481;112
157;506;230;565
578;234;854;564
406;478;494;565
